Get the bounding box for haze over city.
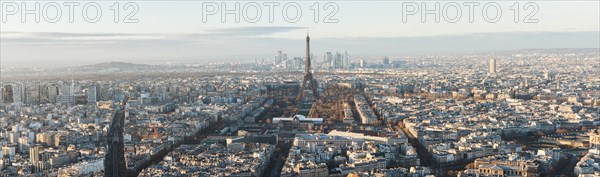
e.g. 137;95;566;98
1;1;599;67
0;1;599;177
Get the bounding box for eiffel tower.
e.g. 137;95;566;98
297;33;319;103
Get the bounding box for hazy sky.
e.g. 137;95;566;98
1;1;599;67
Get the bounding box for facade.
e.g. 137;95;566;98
575;129;600;176
354;95;378;125
490;58;497;75
29;145;43;163
589;129;600;155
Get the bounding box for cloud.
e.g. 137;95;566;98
0;31;163;45
0;26;308;45
201;26;308;36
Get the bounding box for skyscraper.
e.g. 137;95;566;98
489;59;497;75
12;83;22;103
29;144;43;163
343;51;350;68
324;52;333;67
87;84;98;103
334;52;342;68
275;50;282;64
2;85;14;103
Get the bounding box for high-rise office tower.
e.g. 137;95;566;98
490;59;497;75
334;52;342;68
324;52;330;62
70;79;76;95
343;51;350;68
324;52;333;66
38;84;48;103
18;136;29;153
2;85;13;103
47;85;59;103
12;83;22;103
88;84;98;103
29;144;43;163
275;50;282;64
8;132;19;144
60;82;71;96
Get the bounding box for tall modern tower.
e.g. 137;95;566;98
29;144;43;163
275;50;283;64
297;33;319;102
29;144;45;173
104;98;128;177
489;59;497;75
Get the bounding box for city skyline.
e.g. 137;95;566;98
1;47;598;177
1;1;599;67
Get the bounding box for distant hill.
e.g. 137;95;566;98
82;61;151;67
82;61;151;68
518;48;599;54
